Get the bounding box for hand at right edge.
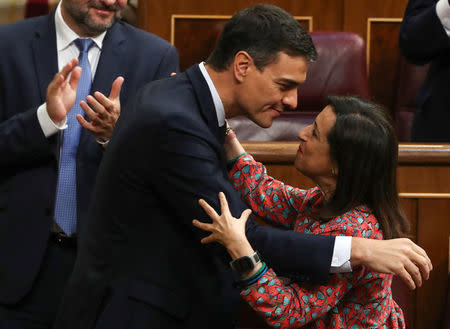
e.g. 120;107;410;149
46;58;81;125
350;237;433;290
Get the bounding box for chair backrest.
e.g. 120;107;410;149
393;55;429;142
297;31;370;113
230;31;370;141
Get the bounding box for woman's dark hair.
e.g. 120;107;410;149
206;4;317;71
322;96;409;239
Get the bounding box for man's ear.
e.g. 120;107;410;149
233;51;254;82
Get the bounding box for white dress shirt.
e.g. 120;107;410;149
36;2;106;138
436;0;450;35
198;62;352;273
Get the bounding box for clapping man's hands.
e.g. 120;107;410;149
46;58;81;125
77;76;124;142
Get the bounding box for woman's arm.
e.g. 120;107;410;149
242;269;359;327
223;122;246;161
229;152;318;228
192;195;393;327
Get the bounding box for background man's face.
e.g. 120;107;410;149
62;0;127;36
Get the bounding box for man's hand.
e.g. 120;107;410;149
46;58;80;124
77;76;124;141
351;237;432;290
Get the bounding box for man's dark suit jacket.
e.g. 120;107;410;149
0;12;178;305
54;65;335;329
400;0;450;142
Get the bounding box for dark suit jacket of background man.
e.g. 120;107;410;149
400;0;450;142
54;64;335;329
0;10;179;305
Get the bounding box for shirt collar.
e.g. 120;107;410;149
55;1;106;52
198;62;226;127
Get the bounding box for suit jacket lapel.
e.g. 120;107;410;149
32;11;58;108
79;22;126;148
31;11;60;160
186;64;225;144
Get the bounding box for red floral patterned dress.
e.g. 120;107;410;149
229;154;405;329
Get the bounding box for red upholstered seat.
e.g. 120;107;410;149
230;31;370;141
393;56;429;142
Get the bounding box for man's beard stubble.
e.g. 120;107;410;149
64;0;122;35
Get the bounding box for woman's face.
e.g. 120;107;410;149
294;105;337;182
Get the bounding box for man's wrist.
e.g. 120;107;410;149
226;239;254;260
37;103;67;137
350;237;369;267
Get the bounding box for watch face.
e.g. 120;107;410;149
234;256;254;273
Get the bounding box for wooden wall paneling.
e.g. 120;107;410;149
171;15;229;72
243;143;450;164
396;198;418;329
342;0;409;117
367;19;402;116
171;15;311;71
264;163;314;190
138;0;344;42
397;166;450;194
342;0;408;40
415;198;450;329
399;198;417;242
245;142;450;195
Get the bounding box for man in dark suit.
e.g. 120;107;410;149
55;4;431;329
400;0;450;141
0;0;178;328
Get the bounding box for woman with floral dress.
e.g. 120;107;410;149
193;96;408;328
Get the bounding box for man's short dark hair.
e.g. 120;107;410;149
206;4;317;71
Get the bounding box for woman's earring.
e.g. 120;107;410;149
331;168;337;176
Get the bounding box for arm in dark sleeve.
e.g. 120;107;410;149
0;103;54;168
150;116;334;283
0;54;54;168
399;0;450;64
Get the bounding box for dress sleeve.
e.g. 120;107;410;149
241;210;389;328
229;154;319;229
241;268;362;328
